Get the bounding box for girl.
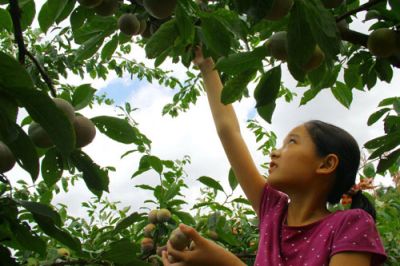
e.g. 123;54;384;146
161;47;387;266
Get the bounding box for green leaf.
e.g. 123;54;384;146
10;221;46;256
299;87;323;106
378;97;400;107
200;12;233;57
72;84;96;110
215;47;267;75
102;239;142;264
367;108;391;126
175;0;195;44
375;59;393;83
221;69;256;104
145;19;179;59
147;155;163;174
19;0;35;31
91;116;140;144
254;66;281;108
0;245;19;266
331;81;352;109
197;176;224;192
232;197;251;205
228;168;238;192
70;150;109;197
0;8;12;31
362;162;375;177
0;93;18;122
364;135;387;149
55;0;76;24
132;155;151;178
377;148;400;173
41;148;63;187
173;210;195;225
257;102;276;124
0;52;34;89
38;0;68;33
70;6;88;31
114;212;142;233
101;35;118;61
368;133;400;160
18;200;62;227
344;65;361;89
75;33;105;61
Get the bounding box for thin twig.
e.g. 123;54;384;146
336;0;386;22
9;0;25;64
26;50;57;97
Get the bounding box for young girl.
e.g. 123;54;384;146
161;47;387;266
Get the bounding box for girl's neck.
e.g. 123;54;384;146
285;201;331;227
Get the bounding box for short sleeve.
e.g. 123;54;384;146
331;209;387;266
258;182;288;226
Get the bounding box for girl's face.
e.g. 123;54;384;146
268;124;324;191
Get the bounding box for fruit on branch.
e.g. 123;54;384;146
118;13;141;36
57;247;70;258
77;0;103;8
28;122;53;148
265;0;293;21
141;237;154;253
0;141;16;173
322;0;344;9
302;45;325;71
73;116;96;148
53;98;75;123
138;19;147;35
148;209;159;223
367;28;399;58
336;19;349;37
169;228;191;250
266;31;288;61
143;223;156;237
157;208;171;222
141;22;152;38
143;0;177;19
94;0;119;16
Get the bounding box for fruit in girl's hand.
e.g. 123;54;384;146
73;116;96;148
0;141;16;173
157;208;171;222
156;245;167;256
169;228;191;250
28;122;53;148
141;237;154;253
143;0;177;19
77;0;102;8
367;28;399;58
94;0;119;16
53;98;75;123
265;0;293;21
322;0;344;9
143;223;156;237
118;14;141;36
148;209;158;223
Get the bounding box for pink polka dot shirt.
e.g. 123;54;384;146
254;183;387;266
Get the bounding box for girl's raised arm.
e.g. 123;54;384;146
194;47;267;216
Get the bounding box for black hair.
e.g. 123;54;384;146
304;120;377;221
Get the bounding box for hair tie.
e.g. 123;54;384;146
341;178;375;205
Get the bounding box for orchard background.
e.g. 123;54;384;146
0;0;400;265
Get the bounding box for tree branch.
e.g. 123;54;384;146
25;50;57;96
9;0;25;64
336;0;386;22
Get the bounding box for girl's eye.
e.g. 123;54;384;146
289;138;296;144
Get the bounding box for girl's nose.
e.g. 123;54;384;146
271;148;280;158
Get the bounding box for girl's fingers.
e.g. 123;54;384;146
178;224;204;245
166;240;187;261
161;250;170;265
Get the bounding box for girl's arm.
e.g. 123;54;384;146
194;47;267;216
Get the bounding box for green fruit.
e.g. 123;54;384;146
57;247;70;258
28;122;53;148
265;0;293;21
143;223;156;237
266;31;288;61
303;45;325;71
367;28;398;58
141;237;154;253
157;208;171;223
118;13;141;36
94;0;119;16
0;141;16;173
141;22;152;38
77;0;102;8
73;116;96;148
322;0;344;9
53;98;75;123
169;228;190;250
143;0;177;19
148;209;158;223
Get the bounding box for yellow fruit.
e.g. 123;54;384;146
148;209;158;223
94;0;119;16
77;0;103;8
266;31;288;61
73;116;96;148
0;141;16;173
53;98;75;123
143;223;156;237
157;208;171;223
118;13;141;36
141;237;154;253
367;28;398;58
265;0;293;21
57;247;70;258
303;45;325;71
28;122;53;148
322;0;344;9
143;0;177;19
169;228;190;250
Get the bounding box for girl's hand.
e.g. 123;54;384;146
161;224;245;266
192;46;214;73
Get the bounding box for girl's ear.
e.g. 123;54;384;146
316;154;339;175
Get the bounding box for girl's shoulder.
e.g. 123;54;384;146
330;208;374;225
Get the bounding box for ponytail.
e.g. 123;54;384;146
350;190;377;222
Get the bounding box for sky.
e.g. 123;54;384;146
6;2;399;220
